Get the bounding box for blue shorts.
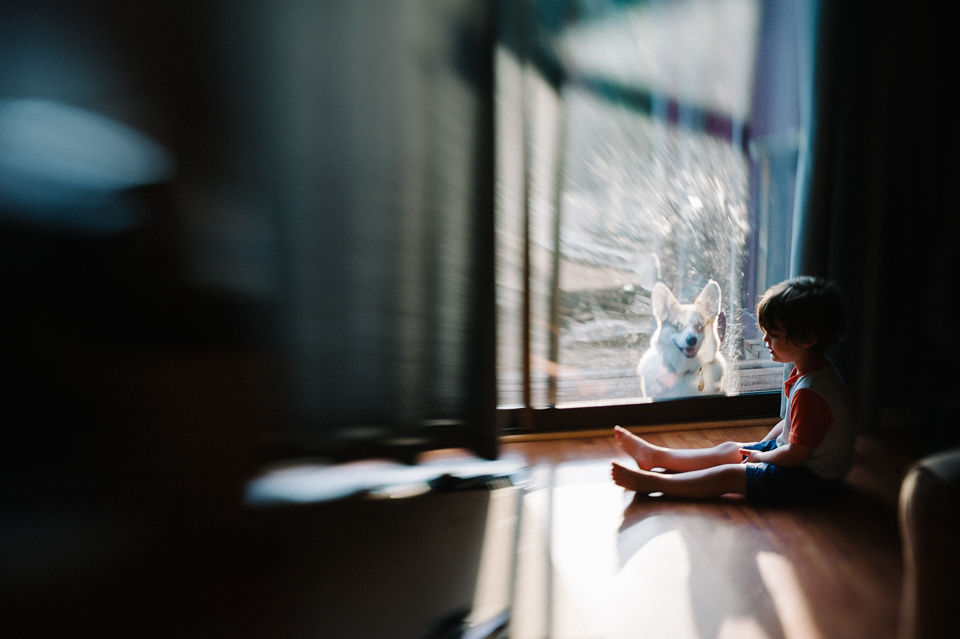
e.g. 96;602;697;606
741;440;842;505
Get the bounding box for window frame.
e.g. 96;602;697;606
497;392;781;434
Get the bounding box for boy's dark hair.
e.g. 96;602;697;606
756;276;846;352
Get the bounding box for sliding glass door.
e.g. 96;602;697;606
496;0;800;430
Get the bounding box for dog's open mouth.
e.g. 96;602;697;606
681;346;699;358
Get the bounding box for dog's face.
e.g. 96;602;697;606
651;281;721;359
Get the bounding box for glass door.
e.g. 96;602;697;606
496;0;801;430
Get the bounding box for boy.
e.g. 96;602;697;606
611;276;853;504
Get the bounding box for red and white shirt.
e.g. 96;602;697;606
775;361;855;480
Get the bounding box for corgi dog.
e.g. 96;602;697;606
637;280;725;398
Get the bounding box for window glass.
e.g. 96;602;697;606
496;0;795;409
557;86;758;403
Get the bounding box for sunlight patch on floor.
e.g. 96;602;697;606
757;550;823;639
605;528;699;639
551;479;624;639
717;615;773;639
470;487;522;626
512;466;552;639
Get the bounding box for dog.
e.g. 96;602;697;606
637;280;725;398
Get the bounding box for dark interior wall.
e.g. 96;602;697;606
814;1;960;452
1;2;497;636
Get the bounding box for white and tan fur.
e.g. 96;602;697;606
637;280;725;398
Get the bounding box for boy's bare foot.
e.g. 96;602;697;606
613;425;657;470
611;461;658;493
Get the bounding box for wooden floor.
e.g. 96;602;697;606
466;425;917;639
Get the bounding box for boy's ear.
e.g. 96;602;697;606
795;332;819;349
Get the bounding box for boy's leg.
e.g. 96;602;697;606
611;462;747;499
614;426;745;472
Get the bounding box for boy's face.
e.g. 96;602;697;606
762;328;816;365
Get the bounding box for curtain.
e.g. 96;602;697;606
788;0;960;445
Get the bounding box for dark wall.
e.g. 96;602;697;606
1;1;497;636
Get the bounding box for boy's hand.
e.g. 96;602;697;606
740;442;812;467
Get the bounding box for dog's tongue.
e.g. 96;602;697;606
682;347;698;358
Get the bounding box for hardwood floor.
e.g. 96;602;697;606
474;425;918;639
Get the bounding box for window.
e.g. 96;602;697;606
496;0;800;430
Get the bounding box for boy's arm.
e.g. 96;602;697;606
740;441;812;467
761;420;784;442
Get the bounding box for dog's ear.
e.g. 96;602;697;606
695;280;722;318
651;282;677;320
